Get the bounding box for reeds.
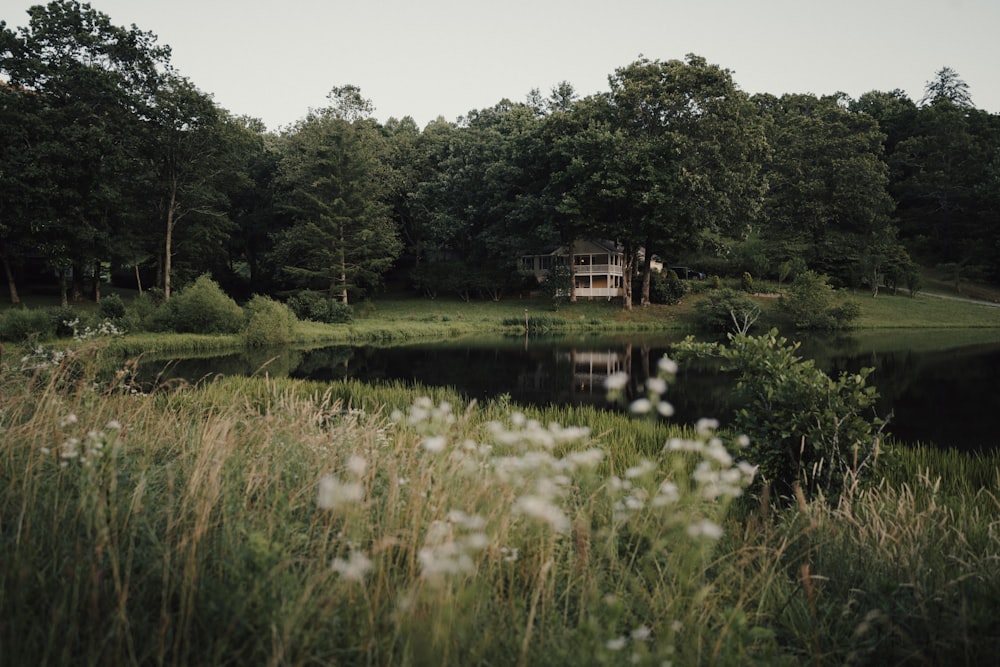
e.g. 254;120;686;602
2;342;997;665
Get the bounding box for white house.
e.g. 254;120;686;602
520;239;626;299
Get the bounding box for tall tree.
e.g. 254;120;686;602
606;55;766;307
272;88;401;303
0;0;170;302
140;75;245;298
920;66;973;108
756;93;899;286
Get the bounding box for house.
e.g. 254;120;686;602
520;239;626;299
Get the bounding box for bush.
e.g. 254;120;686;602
242;295;297;347
740;271;754;294
779;270;860;330
673;330;885;501
694;288;762;333
166;275;244;334
650;269;687;305
48;306;80;338
99;293;126;320
0;307;54;342
287;290;353;324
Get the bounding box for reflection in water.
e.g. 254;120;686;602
136;332;1000;452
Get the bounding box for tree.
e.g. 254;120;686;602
920;66;973;108
607;55;766;307
0;1;171;303
273;89;401;303
140;75;245;299
756;93;900;286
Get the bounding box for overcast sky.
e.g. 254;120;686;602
4;0;998;130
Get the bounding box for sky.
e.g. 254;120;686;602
3;0;998;131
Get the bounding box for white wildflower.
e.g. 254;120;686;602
606;636;627;651
656;400;675;417
331;549;372;581
646;377;668;395
513;495;570;534
687;519;724;540
421;435;447;453
631;625;652;641
317;476;364;510
346;454;367;477
629;398;652;415
604;372;629;391
658;356;678;375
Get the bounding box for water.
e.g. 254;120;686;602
138;330;1000;451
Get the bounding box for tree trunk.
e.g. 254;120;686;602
71;262;85;302
91;260;101;303
164;188;176;299
339;225;349;304
639;242;653;307
568;239;577;303
621;246;634;312
1;252;20;305
59;267;69;307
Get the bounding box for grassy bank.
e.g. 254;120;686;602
2;346;998;665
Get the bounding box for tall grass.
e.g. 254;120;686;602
2;342;997;665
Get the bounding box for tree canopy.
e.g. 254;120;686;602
3;1;998;308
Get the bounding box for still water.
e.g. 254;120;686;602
140;330;1000;452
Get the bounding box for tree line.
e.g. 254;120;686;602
3;1;998;311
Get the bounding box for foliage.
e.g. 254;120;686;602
287;290;353;323
649;269;687;305
740;271;754;293
779;270;860;330
693;288;762;333
49;306;81;338
99;293;127;320
539;263;572;309
165;275;244;334
672;330;885;501
0;307;54;342
241;295;297;347
0;348;766;666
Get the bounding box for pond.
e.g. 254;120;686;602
138;329;1000;452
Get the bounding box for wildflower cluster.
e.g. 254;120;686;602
19;345;71;372
67;317;125;342
42;412;123;468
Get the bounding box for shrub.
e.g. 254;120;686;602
740;271;754;294
242;295;297;347
98;293;126;320
48;306;81;338
779;270;860;330
0;307;54;342
673;330;884;501
166;275;244;334
650;269;687;305
287;290;353;323
693;288;762;333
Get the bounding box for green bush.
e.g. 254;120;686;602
650;269;687;305
98;293;126;320
166;275;244;334
48;306;80;338
0;307;54;342
287;290;353;324
242;295;297;347
740;271;754;294
673;330;884;501
693;288;762;333
779;270;860;330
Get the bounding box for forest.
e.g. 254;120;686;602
2;1;999;311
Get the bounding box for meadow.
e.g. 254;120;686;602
2;333;998;666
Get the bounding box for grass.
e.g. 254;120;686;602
2;344;998;665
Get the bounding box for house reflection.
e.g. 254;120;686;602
514;346;636;405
